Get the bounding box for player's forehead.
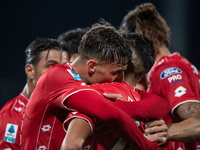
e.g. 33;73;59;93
38;49;61;62
45;49;69;64
45;49;61;59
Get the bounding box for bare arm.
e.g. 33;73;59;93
167;102;200;142
61;118;91;150
145;102;200;143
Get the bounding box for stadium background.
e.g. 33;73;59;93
1;0;200;108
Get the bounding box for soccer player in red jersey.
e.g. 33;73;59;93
121;3;200;150
0;38;68;150
61;33;170;150
21;21;164;150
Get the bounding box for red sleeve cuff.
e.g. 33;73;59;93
63;112;95;136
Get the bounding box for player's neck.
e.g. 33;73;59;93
71;58;89;85
21;83;33;99
155;45;171;61
124;73;138;87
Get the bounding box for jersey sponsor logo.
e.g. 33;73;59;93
4;123;18;143
41;125;51;132
197;145;200;149
160;67;182;79
128;96;134;102
38;145;47;150
67;69;82;81
168;74;183;84
83;145;91;150
158;59;165;66
18;100;25;106
174;86;186;97
14;107;22;112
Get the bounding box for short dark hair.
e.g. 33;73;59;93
78;19;132;66
25;38;62;66
57;27;90;59
123;33;155;76
121;3;171;50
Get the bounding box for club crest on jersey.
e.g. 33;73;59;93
4;123;18;143
160;67;182;79
67;69;82;81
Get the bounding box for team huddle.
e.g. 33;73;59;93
1;3;200;150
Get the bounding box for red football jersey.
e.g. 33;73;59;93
95;82;170;121
0;93;28;150
64;82;170;150
21;63;163;150
147;52;200;150
21;63;92;150
65;82;142;150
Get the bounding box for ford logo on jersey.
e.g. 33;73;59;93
160;67;182;79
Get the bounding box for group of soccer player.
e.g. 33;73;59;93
0;2;200;150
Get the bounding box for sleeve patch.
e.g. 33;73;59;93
4;123;18;143
67;69;82;81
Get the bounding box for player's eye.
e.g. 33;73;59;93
47;63;57;68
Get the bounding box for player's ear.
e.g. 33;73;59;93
87;60;97;74
25;64;35;80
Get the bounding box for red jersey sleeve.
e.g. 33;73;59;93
43;64;85;109
64;90;162;150
148;62;200;115
63;112;95;135
0;94;28;150
88;82;170;121
113;91;170;121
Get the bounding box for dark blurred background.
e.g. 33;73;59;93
1;0;200;109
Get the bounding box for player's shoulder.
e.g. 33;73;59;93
2;93;28;116
151;54;184;75
39;63;70;82
0;99;23;122
0;97;18;113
